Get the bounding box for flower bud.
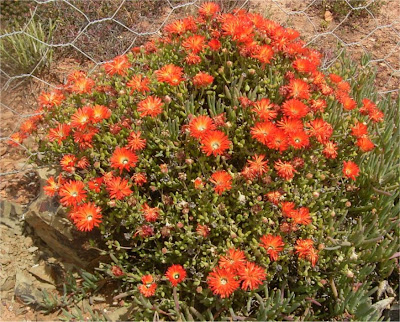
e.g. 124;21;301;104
162;247;168;254
318;243;325;251
346;270;354;278
312;191;320;198
107;200;116;207
345;201;351;207
177;222;184;229
306;173;313;179
196;286;203;293
119;89;126;95
230;232;237;239
94;161;100;168
185;158;194;165
248;68;256;75
164;95;172;104
226;61;233;67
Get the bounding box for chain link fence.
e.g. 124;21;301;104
0;0;399;203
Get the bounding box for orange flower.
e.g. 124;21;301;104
219;248;247;272
306;119;333;144
282;99;309;119
201;131;231;156
192;72;214;88
252;44;274;64
38;90;65;108
274;160;297;181
127;75;150;93
250;122;277;145
8;132;27;147
207;267;240;298
47;123;71;144
138;275;157;297
343;161;360;180
260;234;285;261
246;154;269;178
310;99;327;112
155;64;184;86
357;136;375;152
199;2;220;17
103;55;131;76
72;202;102;232
43;175;64;197
196;224;210;237
238;262;266;291
290;207;312;225
338;94;357;111
323;141;338;159
127;131;146;151
193;177;204;189
266;128;289;152
287;79;310;100
252;98;277;121
70;106;93;129
265;190;283;205
210;170;232;195
295;238;318;267
73;126;98;149
182;35;206;54
110;147;138;173
208;38;221;51
88;177;103;193
141;203;160;222
189;115;216;139
185;53;202;65
106;176;132;200
351;122;368;138
19;119;37;134
165;264;186;287
60;154;77;172
59;180;87;207
71;77;95;94
132;172;147;186
92;105;112;123
164;17;197;35
288;130;310;149
137;96;163;118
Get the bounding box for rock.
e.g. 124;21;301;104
1;276;16;292
27;246;38;253
14;270;42;305
28;263;56;285
0;200;24;235
24;168;102;268
107;306;131;321
324;10;333;22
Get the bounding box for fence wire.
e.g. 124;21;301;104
0;0;399;202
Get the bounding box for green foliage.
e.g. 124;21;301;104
0;17;55;77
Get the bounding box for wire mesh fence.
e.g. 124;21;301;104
0;0;399;203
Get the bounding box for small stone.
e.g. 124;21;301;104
27;246;38;253
324;11;333;22
28;263;56;285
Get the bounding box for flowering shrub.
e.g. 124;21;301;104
10;2;399;320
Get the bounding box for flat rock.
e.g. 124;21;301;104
28;263;56;286
24;168;102;268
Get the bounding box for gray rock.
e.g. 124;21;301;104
24;168;102;268
0;200;24;235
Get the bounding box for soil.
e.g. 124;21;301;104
0;0;399;320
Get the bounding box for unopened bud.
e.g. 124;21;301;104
306;173;313;179
164;95;172;104
318;243;325;251
196;286;203;293
230;232;237;239
346;270;354;278
345;201;352;207
162;247;168;254
312;191;320;198
119;90;126;95
248;68;256;75
226;61;233;67
177;222;184;229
